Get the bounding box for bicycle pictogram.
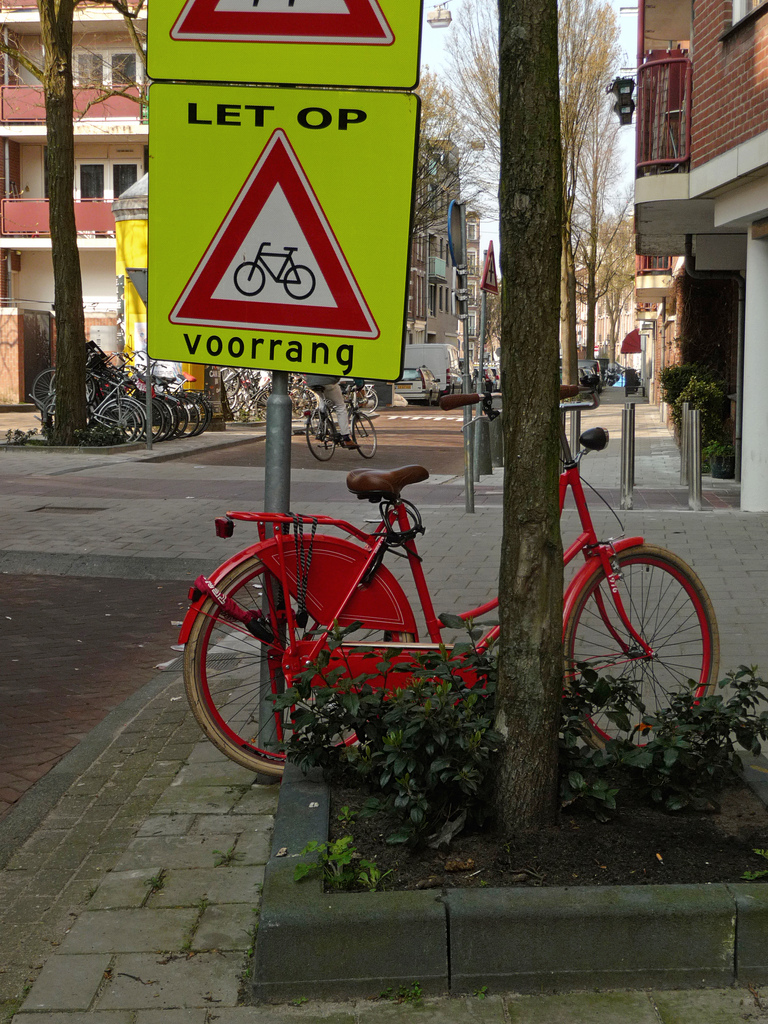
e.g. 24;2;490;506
234;242;316;301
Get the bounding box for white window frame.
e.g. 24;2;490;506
733;0;765;23
73;47;143;89
75;158;141;202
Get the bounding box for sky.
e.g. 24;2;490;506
417;0;639;259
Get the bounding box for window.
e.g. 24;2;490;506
733;0;765;21
429;283;436;317
467;253;478;275
76;53;103;88
467;220;478;240
80;164;105;199
74;48;141;88
467;314;477;337
439;287;443;311
113;163;138;198
111;53;136;86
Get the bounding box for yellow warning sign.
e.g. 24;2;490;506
148;0;423;91
148;83;418;381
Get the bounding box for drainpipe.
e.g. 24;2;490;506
683;235;745;481
3;28;10;302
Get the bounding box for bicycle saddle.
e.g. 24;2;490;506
346;465;429;501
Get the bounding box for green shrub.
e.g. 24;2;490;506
274;621;501;847
74;423;127;447
658;362;719;407
671;376;728;446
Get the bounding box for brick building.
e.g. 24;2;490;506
633;0;768;509
0;0;146;404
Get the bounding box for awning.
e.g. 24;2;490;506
620;328;642;354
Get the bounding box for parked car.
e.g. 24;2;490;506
578;359;603;393
394;365;439;405
403;343;461;396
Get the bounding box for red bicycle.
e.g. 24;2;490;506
179;387;719;776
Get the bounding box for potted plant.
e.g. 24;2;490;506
703;439;736;479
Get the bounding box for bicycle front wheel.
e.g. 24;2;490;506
352;412;377;459
563;544;719;740
306;408;335;461
95;397;146;443
184;556;288;776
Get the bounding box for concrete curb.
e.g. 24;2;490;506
253;758;768;1002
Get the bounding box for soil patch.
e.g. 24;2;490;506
329;781;768;889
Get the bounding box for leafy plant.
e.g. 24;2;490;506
275;619;501;847
213;844;244;867
702;439;735;459
742;849;768;881
144;871;165;894
672;376;729;447
74;423;127;447
294;835;389;891
380;982;423;1004
658;361;720;409
4;428;39;445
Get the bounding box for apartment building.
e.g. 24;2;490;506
633;0;768;509
404;140;460;359
0;0;146;404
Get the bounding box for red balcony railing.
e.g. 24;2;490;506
636;255;674;274
1;199;115;236
637;54;692;172
0;84;144;123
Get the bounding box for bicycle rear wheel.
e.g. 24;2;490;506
352;412;377;458
306;408;336;461
563;544;719;740
184;556;291;776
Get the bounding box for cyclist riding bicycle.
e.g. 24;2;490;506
304;373;358;449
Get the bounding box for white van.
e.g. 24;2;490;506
402;343;461;396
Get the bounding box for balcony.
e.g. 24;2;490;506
635;254;675;301
428;256;447;282
637;53;692;173
0;84;144;123
1;199;115;237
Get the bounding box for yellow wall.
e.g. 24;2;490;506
115;216;203;389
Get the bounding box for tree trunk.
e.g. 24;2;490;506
495;0;564;832
39;0;87;444
560;225;578;383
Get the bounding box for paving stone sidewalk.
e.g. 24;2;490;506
3;397;768;1022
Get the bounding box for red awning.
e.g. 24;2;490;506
620;328;642;354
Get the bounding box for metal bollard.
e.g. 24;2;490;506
620;402;636;510
569;408;582;456
489;412;503;467
688;408;702;511
473;415;492;479
680;401;690;486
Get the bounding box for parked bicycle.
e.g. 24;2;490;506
179;385;719;776
304;381;377;460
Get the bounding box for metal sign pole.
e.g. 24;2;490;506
259;369;292;758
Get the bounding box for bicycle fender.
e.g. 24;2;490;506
177;541;265;644
562;537;644;637
178;535;418;644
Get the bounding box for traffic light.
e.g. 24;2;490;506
608;77;635;126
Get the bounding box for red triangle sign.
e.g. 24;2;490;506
171;0;395;45
480;240;499;294
170;130;379;340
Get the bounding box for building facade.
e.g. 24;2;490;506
0;0;146;403
633;0;768;509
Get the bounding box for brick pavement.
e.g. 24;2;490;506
0;575;194;821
